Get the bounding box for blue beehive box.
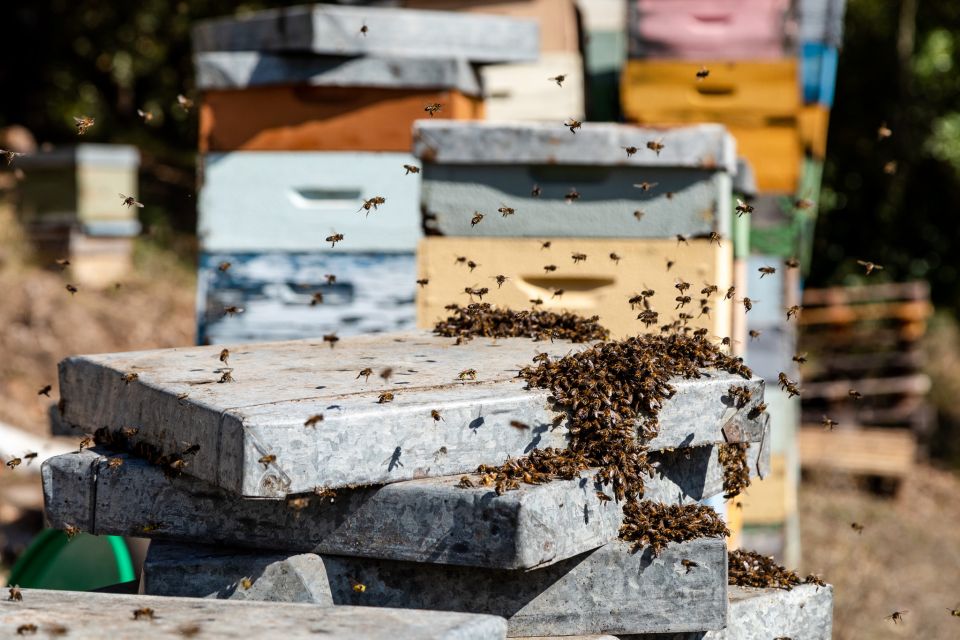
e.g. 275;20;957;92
800;42;838;106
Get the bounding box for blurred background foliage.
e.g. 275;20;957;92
3;0;960;311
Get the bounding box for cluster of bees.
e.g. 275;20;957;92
619;501;730;556
92;425;200;479
728;548;825;591
433;302;609;343
717;443;751;500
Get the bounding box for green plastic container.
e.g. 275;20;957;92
7;529;135;591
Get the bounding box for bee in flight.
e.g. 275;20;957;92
119;194;144;208
564;118;582;134
646;139;665;155
424;103;443;117
74;116;95;135
548;74;566;87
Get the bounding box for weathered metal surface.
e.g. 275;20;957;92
57;332;767;497
0;588;507;640
143;537;728;636
413;121;737;171
196;252;417;345
633;584;834;640
199;152;422;253
192;4;539;63
195;52;483;94
42;434;767;569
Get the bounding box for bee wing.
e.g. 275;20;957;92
856;260;867;266
135;201;145;208
119;193;128;199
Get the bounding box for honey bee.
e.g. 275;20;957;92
786;305;802;320
758;266;776;278
509;420;530;430
646;139;665;155
457;369;478;381
530;298;544;306
457;475;475;488
431;410;443;422
633;209;645;221
564;118;582;133
224;305;244;316
849;389;862;400
324;274;337;285
470;212;484;226
792;353;808;364
784;257;800;269
74;116;95;135
133;607;155;621
258;454;276;467
6;457;21;470
357;368;373;382
596;491;612;504
177;94;194;111
532;184;542;198
564;188;580;203
218;370;233;383
623;146;639;157
65;284;78;295
821;415;838;431
310;292;324;306
304;414;324;427
323;333;340;348
378;392;394;404
856;259;884;275
571;252;587;263
239;577;253;590
884;160;897;175
634;181;658;192
609;252;621;264
326;233;344;247
424;103;443;116
498;205;515;217
696;65;710;80
351;579;367;593
735;199;754;216
851;522;865;534
380;368;394;382
665;259;674;271
681;559;699;573
947;607;960;617
16;624;37;635
0;149;24;164
176;392;189;403
107;457;124;469
467;260;480;272
552;289;565;299
543;264;557;273
55;258;70;269
493;274;508;288
708;232;721;246
63;524;81;539
78;436;93;451
877;122;893;140
400;165;420;177
38;384;52;397
540;240;551;249
416;278;429;287
548;74;566;87
137;108;154;122
884;611;908;624
218;348;229;366
794;197;815;210
121;372;139;384
23;452;38;464
314;486;337;501
218;261;231;272
8;586;21;601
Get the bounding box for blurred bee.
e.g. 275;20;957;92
748;329;762;341
794;197;815;210
531;184;542;198
74;116;95;135
424;103;443;116
133;607;155;621
177;94;194;111
380;367;393;381
544;264;557;273
431;410;443;422
565;188;580;203
596;491;612;504
219;348;229;366
107;457;124;469
675;234;689;246
701;283;718;296
609;252;621;264
351;579;367;593
821;415;838;431
786;305;802;320
851;522;865;534
877;122;892;140
8;586;21;601
548;74;566;87
325;274;337;285
17;624;37;635
79;436;93;451
218;370;233;383
696;65;710;80
121;372;139;384
784;257;800;269
416;278;429;287
239;577;254;590
258;453;276;466
326;233;344;247
498;205;515;217
454;256;467;265
314;487;337;502
304;414;324;428
735;199;754;216
623;146;639;157
552;288;565;299
66;284;78;295
666;259;674;271
509;420;530;430
849;389;862;400
218;261;231;272
681;559;699;573
310;292;324;306
571;252;587;263
564;118;582;133
540;240;551;249
634;181;658;192
378;392;394;404
856;259;883;275
119;193;145;209
0;149;24;164
758;266;776;278
493;275;508;288
530;298;544;306
137;108;154;123
792;353;807;364
470;212;484;226
883;161;897;175
38;384;52;397
63;524;81;539
23;452;38;464
224;305;244;316
360;22;368;36
457;369;478;381
176;392;189;403
457;475;475;488
323;333;340;348
646;139;665;155
675;279;691;293
467;260;480;272
357;368;373;382
287;496;310;511
947;607;960;617
708;232;721;246
884;611;908;625
633;210;645;221
6;457;21;470
55;258;71;269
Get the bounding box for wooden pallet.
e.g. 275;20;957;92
798;426;916;478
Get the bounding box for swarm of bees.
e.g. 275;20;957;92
718;443;751;499
619;501;729;555
728;549;823;590
432;303;609;343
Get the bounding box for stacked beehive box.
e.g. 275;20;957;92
15;144;141;287
191;4;537;344
39;328;831;637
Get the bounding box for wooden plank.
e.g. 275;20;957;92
58;332;767;497
0;589;507;639
801;281;929;305
795;300;933;326
799;373;931;400
798;426;916;477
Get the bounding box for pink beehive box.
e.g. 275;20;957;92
629;0;797;60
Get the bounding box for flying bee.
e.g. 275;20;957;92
735;199;754;216
543;264;557;273
877;122;892;140
701;283;718;296
378;392;394;404
883;160;897;175
493;274;508;288
107;457;124;469
552;288;564;299
416;278;429;287
786;305;802;320
55;258;70;269
359;21;368;36
696;65;710;80
681;559;699;573
23;452;38;464
357;367;373;382
8;586;21;601
530;298;544;306
380;367;393;382
402;164;420;176
609;252;622;264
258;454;276;467
177;94;194;111
856;259;884;275
324;274;336;285
78;436;93;451
623;146;639;157
498;205;515;217
565;188;580;203
467;260;480;272
665;259;674;271
137;108;154;122
849;389;862;400
38;384;52;397
238;577;254;591
646;139;665;155
821;415;838;431
310;292;324;306
16;624;37;635
65;284;78;295
470;212;484;226
540;240;551;249
219;348;229;366
758;266;776;278
675;279;690;293
564;118;582;133
224;305;244;316
794;197;815;209
785;257;800;269
424;103;443;116
431;410;443;422
851;522;865;534
0;149;24;165
675;295;691;309
637;309;658;327
634;209;646;221
509;420;530;430
326;233;344;247
634;181;658;192
323;333;340;348
548;74;566;87
884;611;908;624
304;414;324;428
6;457;22;470
457;369;478;381
133;607;155;621
708;232;721;246
531;184;542;198
792;353;808;364
571;252;587;263
74;115;95;134
63;524;81;539
218;369;233;383
218;261;231;272
455;256;467;266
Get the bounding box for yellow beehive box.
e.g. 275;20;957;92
726;123;804;193
798;104;830;159
739;454;795;526
417;237;733;339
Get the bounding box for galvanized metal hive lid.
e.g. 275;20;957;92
413;121;738;172
192;4;539;64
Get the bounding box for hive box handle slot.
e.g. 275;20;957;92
288;188;363;210
516;276;615;310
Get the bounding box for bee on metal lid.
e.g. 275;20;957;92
609;252;621;264
564;118;582;133
696;65;710;80
219;348;229;366
565;188;580;203
543;264;557;273
735;199;754;216
571;252;587;263
304;414;324;428
548;74;566;87
467;260;480;272
74;116;95;135
310;292;324;306
258;454;276;467
17;624;37;635
107;457;124;469
326;233;344;247
540;240;551;249
357;367;373;382
65;284;78;295
457;369;477;381
416;278;429;287
359;21;368;36
132;607;155;621
646;139;665;155
121;372;139;384
325;274;336;285
322;333;339;348
595;491;612;504
634;181;658;192
623;146;639;157
287;497;310;511
431;410;443;422
784;257;800;269
470;212;484;227
758;266;776;278
851;522;865;534
681;559;699;573
137;108;154;122
786;305;802;320
424;103;443;116
821;415;838;431
38;384;52;397
877;122;892;140
177;94;194;111
377;392;394;404
218;261;231;272
883;611;908;624
0;149;24;165
78;436;93;451
218;370;233;383
498;205;515;217
224;305;244;316
856;259;883;275
8;586;21;602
